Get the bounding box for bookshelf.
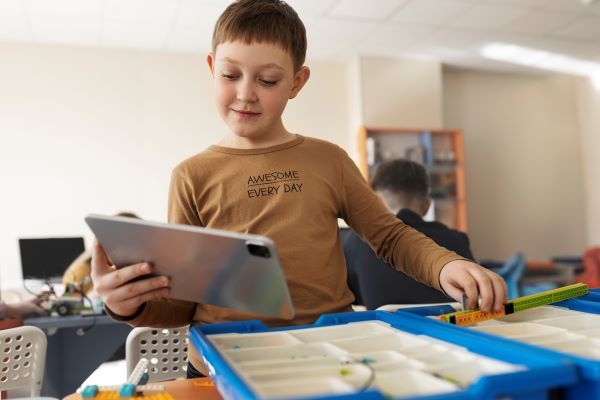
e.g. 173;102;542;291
357;126;468;232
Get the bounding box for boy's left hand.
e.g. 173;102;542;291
439;260;507;313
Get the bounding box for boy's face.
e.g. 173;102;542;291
207;41;309;143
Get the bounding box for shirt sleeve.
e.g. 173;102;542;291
105;298;195;328
168;167;203;227
106;168;198;328
338;150;466;291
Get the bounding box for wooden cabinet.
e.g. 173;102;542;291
357;126;468;232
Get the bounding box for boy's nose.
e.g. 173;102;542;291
236;80;257;102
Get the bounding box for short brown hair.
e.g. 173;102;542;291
212;0;307;71
371;159;429;199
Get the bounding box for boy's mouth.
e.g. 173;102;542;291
232;109;260;117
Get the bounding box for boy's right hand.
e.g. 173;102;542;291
91;241;171;318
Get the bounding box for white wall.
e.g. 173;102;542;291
1;41;596;286
360;56;443;129
443;68;587;260
345;56;364;163
576;78;600;247
0;42;349;287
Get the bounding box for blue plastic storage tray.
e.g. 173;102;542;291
190;310;576;400
396;299;600;400
562;288;600;304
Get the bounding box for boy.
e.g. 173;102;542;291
91;0;507;377
345;159;475;309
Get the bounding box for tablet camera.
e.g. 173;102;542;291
247;243;271;258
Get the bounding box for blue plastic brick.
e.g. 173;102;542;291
189;310;577;400
119;383;136;398
81;385;99;398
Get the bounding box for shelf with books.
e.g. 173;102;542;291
357;126;467;232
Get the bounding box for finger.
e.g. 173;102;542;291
106;275;170;304
108;262;155;288
34;305;47;316
469;268;494;312
114;287;171;313
440;282;464;304
460;273;479;310
440;267;477;307
489;272;508;311
91;241;112;277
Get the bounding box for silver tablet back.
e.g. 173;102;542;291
85;214;295;319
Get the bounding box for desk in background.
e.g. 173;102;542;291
64;377;221;400
483;258;582;289
523;259;582;287
24;314;132;399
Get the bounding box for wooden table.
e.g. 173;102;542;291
64;378;222;400
0;318;22;330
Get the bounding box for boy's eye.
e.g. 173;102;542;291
259;79;278;86
221;73;238;80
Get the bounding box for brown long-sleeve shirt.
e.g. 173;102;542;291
109;135;463;369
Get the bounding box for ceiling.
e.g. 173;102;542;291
1;0;600;73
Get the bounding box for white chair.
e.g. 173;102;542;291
125;327;189;382
0;325;47;397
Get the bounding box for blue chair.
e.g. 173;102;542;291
496;252;526;299
521;282;558;297
496;252;559;299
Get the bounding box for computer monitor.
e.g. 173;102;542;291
19;237;85;282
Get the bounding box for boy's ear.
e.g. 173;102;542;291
421;196;432;216
206;53;216;77
289;66;310;99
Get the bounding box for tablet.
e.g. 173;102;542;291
84;214;294;319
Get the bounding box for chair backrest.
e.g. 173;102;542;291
125;327;189;382
496;252;526;299
0;325;47;397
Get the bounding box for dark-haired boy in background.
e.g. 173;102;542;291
345;159;476;309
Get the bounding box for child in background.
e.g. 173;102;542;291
91;0;507;378
63;211;140;295
345;159;476;309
